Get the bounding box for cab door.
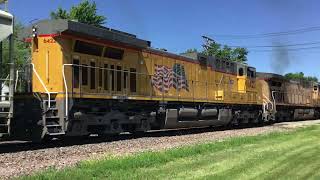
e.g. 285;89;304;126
237;64;246;93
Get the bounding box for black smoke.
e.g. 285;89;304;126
271;42;290;74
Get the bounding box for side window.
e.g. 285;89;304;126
199;56;207;66
82;64;88;86
117;66;122;91
104;47;124;60
110;65;115;91
99;66;103;87
74;40;103;56
238;68;244;76
247;67;256;78
124;69;128;89
271;81;281;87
73;59;80;88
104;64;109;91
130;68;137;93
90;62;96;89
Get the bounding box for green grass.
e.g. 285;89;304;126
20;126;320;180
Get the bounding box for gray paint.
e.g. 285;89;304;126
20;19;151;49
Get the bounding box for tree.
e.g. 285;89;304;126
50;8;69;20
218;45;232;60
284;72;318;82
202;40;248;63
231;47;248;63
1;22;30;77
183;48;198;54
50;0;106;26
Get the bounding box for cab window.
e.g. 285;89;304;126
238;68;244;76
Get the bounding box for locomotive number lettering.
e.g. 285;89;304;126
43;38;56;43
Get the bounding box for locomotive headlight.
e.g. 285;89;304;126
32;26;38;37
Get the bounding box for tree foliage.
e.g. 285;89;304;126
50;0;106;26
183;48;198;54
284;72;318;82
202;40;248;63
1;22;30;77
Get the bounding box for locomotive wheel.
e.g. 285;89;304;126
141;119;151;131
109;120;122;134
131;119;151;135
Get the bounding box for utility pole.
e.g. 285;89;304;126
202;35;215;52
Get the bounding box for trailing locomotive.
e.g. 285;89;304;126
0;12;319;141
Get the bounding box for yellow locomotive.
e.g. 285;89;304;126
0;17;319;141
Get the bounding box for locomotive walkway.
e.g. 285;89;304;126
0;120;320;179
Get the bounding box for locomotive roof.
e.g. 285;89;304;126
20;19;151;49
256;72;286;80
20;19;253;70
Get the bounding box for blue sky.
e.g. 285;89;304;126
5;0;320;77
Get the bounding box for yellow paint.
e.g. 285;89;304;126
31;36;260;105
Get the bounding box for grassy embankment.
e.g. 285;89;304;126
21;126;320;180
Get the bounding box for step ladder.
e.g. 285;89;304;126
43;93;65;137
0;96;12;138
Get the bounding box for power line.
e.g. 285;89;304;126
229;41;320;48
208;26;320;39
249;45;320;52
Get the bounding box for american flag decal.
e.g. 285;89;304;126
152;64;189;93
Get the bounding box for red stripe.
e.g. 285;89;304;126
24;33;60;42
38;34;60;38
24;32;242;77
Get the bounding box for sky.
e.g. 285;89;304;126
3;0;320;78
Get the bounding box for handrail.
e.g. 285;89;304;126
15;70;19;92
262;99;268;114
62;64;72;117
31;63;51;108
263;94;274;112
271;91;277;112
0;75;9;90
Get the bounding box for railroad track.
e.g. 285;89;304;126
0;126;232;154
0;120;320;179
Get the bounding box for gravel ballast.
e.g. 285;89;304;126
0;120;320;179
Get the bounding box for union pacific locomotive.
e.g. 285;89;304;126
0;10;319;141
